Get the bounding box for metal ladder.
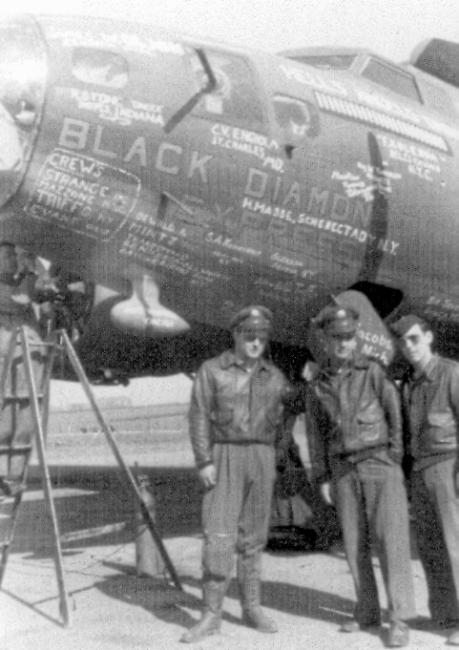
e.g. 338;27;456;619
0;327;68;621
0;326;183;628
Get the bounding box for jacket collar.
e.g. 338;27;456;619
219;349;270;373
319;352;370;379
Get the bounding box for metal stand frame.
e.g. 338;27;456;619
0;326;182;628
0;327;70;625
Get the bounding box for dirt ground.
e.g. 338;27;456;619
0;424;453;650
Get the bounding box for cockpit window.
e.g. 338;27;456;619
360;58;421;103
72;48;128;88
192;51;264;130
291;54;356;70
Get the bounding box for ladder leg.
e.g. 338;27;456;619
20;328;71;627
0;330;26;587
0;329;19;409
0;489;25;587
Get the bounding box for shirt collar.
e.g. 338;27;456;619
409;354;438;383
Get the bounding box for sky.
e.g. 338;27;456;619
3;0;459;63
3;0;459;407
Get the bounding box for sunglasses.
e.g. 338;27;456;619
240;330;269;343
329;332;356;341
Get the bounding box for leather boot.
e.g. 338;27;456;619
387;621;409;647
237;554;278;634
180;579;225;643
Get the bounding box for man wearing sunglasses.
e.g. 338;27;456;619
181;305;289;643
304;305;415;647
391;314;459;645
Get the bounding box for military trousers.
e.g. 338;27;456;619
411;457;459;623
201;442;275;580
331;457;415;624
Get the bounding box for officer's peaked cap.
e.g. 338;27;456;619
230;305;273;331
314;305;359;335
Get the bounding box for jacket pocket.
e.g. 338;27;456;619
355;403;387;445
424;411;457;448
427;412;456;428
211;409;233;426
266;403;283;426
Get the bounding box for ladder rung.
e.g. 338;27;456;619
11;341;55;348
3;394;45;400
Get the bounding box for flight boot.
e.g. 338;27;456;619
387;620;410;647
180;579;225;643
237;554;278;634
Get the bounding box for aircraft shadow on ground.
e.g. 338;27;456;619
9;464;425;639
12;466;202;557
13;464;421;563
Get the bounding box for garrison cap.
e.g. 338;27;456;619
314;305;359;336
230;305;273;331
390;314;430;338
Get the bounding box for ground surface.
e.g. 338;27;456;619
1;421;453;649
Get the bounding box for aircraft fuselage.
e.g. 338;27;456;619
1;14;459;363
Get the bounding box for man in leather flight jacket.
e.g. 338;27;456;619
181;305;289;644
392;314;459;646
306;306;415;648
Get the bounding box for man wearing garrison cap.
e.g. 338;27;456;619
304;305;415;647
182;305;290;643
391;314;459;646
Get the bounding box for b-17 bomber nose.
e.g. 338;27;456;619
0;14;47;208
0;104;23;206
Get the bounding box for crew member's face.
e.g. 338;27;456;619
233;328;268;362
398;324;433;368
325;331;357;362
0;245;17;275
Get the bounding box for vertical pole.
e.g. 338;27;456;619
40;341;56;443
20;328;71;627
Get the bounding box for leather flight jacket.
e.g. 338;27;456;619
306;355;403;481
401;355;459;466
189;350;289;469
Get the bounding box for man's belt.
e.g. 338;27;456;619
214;439;272;446
333;443;389;464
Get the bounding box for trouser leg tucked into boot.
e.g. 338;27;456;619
237;553;277;634
180;578;226;643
